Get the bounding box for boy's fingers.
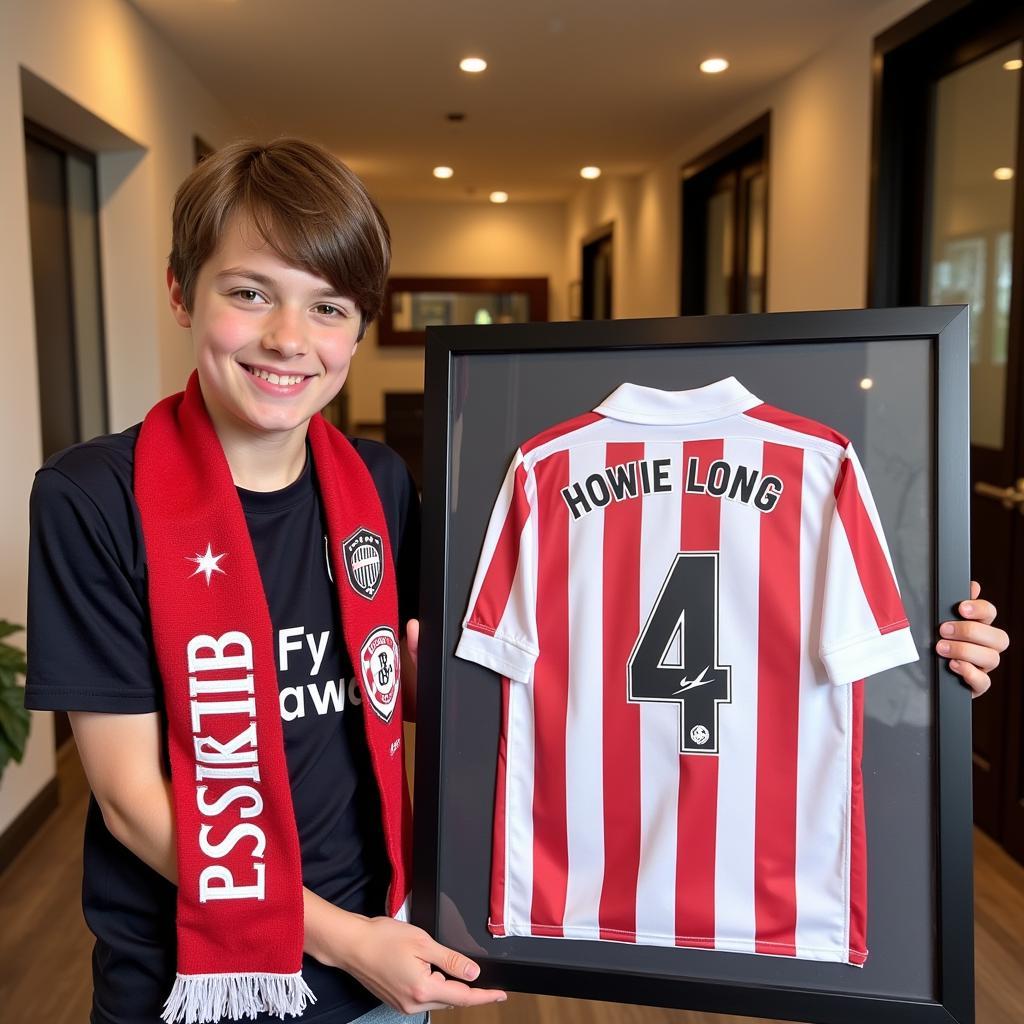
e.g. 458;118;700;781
420;976;507;1008
935;639;1000;673
940;618;1006;649
957;598;997;625
949;659;991;698
417;941;508;1007
425;938;479;980
969;580;981;601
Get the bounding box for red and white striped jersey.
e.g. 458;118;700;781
455;377;918;965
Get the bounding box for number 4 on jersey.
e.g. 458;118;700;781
627;552;731;755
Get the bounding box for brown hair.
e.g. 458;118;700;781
169;138;390;336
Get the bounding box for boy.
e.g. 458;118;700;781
25;139;506;1023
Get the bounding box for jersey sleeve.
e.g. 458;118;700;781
454;451;539;684
25;467;161;713
818;445;919;685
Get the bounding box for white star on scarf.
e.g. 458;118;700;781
188;543;227;585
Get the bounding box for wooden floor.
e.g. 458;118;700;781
2;745;1022;1024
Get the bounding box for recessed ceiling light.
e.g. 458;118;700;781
580;166;601;180
489;190;509;204
859;377;874;391
700;57;729;74
994;166;1015;181
1003;58;1023;71
460;57;487;73
433;166;454;179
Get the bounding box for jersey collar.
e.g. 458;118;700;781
595;378;761;424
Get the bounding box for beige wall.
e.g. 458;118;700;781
567;0;926;318
0;0;240;833
347;200;568;426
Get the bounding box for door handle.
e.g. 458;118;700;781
974;478;1024;512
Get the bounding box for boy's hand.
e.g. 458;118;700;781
936;581;1009;698
328;913;506;1013
406;618;419;668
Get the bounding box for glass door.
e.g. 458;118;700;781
701;165;766;314
926;37;1023;857
680;116;769;316
927;42;1019;454
872;3;1024;860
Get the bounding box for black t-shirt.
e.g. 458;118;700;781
24;424;420;1024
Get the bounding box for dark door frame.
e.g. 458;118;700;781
680;112;770;316
24;118;110;444
581;223;614;320
868;0;1024;859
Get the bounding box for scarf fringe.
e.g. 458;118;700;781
161;971;316;1023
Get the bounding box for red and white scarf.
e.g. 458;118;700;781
135;372;411;1022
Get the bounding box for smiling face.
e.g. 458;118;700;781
168;211;362;444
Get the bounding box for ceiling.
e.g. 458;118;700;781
130;0;895;202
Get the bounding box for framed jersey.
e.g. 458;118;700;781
412;307;974;1024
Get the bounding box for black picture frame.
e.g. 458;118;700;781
413;306;973;1024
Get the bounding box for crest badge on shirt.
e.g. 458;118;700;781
342;527;384;600
360;626;400;723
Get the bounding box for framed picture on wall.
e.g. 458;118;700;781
379;277;549;347
412;306;974;1024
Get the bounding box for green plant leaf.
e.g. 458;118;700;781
0;621;24;641
0;700;30;749
0;681;28;706
0;684;30;757
0;646;28;674
0;720;24;770
0;621;30;780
